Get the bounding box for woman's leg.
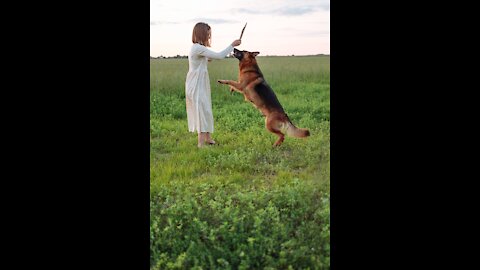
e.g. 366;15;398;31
198;132;206;147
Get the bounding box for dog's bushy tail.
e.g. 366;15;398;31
285;121;310;138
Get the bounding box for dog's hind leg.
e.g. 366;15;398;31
266;116;285;147
272;131;285;147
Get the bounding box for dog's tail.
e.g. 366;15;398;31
285;120;310;138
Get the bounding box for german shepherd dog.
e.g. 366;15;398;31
218;48;310;146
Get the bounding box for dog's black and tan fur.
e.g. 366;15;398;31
218;48;310;146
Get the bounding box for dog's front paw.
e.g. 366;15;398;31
217;80;226;84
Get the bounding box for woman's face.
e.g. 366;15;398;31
206;29;211;45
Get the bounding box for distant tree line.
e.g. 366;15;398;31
150;54;329;59
150;55;188;59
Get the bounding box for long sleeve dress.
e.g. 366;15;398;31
185;43;234;133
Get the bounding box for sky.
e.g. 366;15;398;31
150;0;329;57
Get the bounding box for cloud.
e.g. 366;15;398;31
293;0;330;11
151;18;239;26
189;18;240;24
150;20;179;25
277;6;318;15
233;8;264;15
233;3;329;16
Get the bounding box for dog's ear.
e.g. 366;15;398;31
251;52;260;57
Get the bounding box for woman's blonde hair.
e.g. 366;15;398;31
192;22;211;47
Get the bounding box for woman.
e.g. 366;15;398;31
185;22;241;147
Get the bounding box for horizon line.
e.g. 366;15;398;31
150;53;330;58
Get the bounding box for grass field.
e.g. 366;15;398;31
150;55;330;269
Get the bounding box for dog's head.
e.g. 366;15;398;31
233;48;260;62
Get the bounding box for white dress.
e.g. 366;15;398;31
185;43;234;133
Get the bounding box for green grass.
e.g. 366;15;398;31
150;56;330;269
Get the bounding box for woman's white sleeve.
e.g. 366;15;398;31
196;45;234;59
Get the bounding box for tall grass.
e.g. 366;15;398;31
150;56;330;269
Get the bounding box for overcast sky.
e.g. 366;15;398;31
150;0;329;57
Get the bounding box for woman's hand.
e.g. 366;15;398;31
231;39;241;47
